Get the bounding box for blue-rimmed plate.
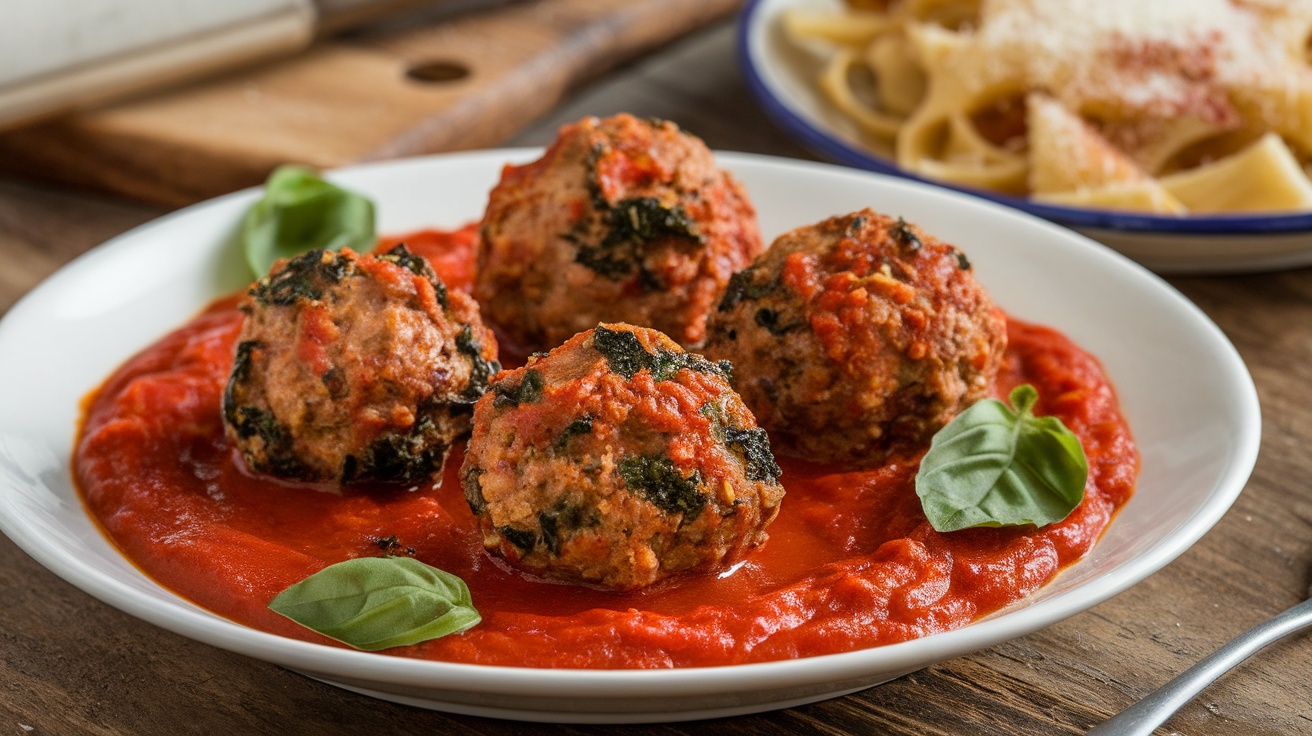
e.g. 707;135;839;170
738;0;1312;274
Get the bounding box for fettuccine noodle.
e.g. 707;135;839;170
784;0;1312;214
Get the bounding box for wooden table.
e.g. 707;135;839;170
2;17;1311;736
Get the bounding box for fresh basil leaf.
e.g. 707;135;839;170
269;556;480;651
915;384;1088;532
241;165;376;277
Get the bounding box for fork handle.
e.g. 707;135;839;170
1088;596;1312;735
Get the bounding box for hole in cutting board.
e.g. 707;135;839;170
406;61;471;83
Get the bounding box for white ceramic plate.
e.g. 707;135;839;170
0;150;1260;723
738;0;1312;274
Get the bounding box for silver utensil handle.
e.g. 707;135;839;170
1088;596;1312;735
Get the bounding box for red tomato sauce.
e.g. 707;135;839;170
73;228;1137;669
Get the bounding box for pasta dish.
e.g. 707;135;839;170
783;0;1312;214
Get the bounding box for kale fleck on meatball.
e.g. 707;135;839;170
702;210;1007;465
461;323;784;591
475;113;763;352
222;244;500;484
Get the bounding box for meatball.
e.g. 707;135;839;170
461;323;784;591
702;210;1006;465
223;244;500;484
475;114;763;352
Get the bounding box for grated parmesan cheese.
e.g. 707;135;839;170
962;0;1295;122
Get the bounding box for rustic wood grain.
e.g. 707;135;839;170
2;18;1311;736
0;0;742;208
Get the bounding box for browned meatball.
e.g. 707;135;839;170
223;245;500;484
460;323;784;591
703;210;1007;465
475;114;763;352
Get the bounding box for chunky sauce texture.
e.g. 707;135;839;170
74;226;1138;668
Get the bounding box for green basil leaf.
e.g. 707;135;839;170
269;556;480;651
915;384;1088;532
241;165;376;277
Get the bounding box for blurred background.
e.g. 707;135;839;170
0;0;769;206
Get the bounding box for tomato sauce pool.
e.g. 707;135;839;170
73;226;1138;668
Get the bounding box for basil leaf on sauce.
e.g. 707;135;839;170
268;556;480;651
241;165;376;277
915;384;1088;532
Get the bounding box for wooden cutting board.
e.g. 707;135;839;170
0;0;742;206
